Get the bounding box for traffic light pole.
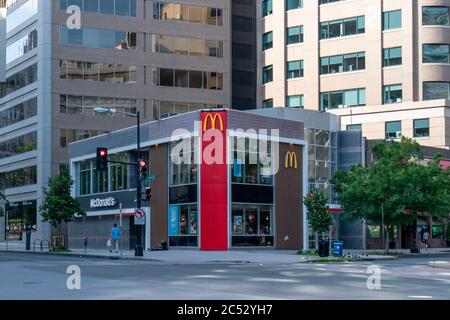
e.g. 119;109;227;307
135;111;144;257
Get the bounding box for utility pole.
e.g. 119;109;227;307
135;111;144;257
381;203;385;253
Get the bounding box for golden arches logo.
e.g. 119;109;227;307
285;151;298;169
203;114;224;132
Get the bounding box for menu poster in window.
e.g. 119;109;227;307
189;211;197;235
233;159;242;177
233;215;243;234
168;205;179;236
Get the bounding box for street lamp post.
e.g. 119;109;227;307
94;107;144;257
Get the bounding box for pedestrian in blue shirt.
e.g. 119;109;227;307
110;224;121;253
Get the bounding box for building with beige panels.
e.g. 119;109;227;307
0;0;246;242
257;0;450;149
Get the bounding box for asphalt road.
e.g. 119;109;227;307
0;252;449;300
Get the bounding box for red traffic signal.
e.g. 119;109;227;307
139;159;148;177
96;148;108;171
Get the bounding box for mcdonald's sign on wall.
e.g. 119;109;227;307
200;111;228;250
285;151;298;169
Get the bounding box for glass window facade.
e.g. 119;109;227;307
168;204;198;247
423;81;450;100
154;35;223;58
320;88;366;110
152;100;222;120
413;119;430;138
383;10;402;30
5;200;37;238
0;166;37;190
231;137;273;186
383;84;403;104
320;52;365;74
231;204;273;247
6;30;38;64
262;65;273;84
423;6;449;26
286;60;304;79
5;64;37;95
262;0;272;17
306;128;338;204
60;0;137;17
287;26;303;45
287;95;304;108
383;47;402;67
0;131;37;159
59;129;104;148
0;97;37;128
75;153;130;196
262;31;273;50
59;95;137;115
385;121;402;139
153;2;223;26
60;26;137;50
286;0;303;10
6;0;38;32
346;124;362;131
154;68;223;90
423;44;450;63
262;99;273;109
60;60;137;84
169;139;198;186
320;16;365;39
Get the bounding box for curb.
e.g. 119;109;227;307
0;249;162;262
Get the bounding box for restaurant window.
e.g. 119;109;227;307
231;205;273;247
169;139;198;186
231;137;273;186
168;204;198;247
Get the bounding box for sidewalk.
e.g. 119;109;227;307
1;241;449;264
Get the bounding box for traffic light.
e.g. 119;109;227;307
96;148;108;171
139;159;148;179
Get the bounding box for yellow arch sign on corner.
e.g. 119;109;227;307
203;114;224;132
285;151;298;169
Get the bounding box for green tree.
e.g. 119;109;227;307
39;167;84;246
303;188;334;245
333;137;450;252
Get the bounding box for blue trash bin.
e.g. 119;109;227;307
333;240;344;257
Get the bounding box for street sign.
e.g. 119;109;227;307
134;208;146;225
142;175;156;187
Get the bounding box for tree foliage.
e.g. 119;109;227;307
303;188;334;236
39;167;85;229
333;138;450;235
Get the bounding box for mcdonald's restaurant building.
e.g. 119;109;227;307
68;109;364;251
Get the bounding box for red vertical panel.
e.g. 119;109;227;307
200;111;228;250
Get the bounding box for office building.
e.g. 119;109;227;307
257;0;450;149
0;0;237;243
